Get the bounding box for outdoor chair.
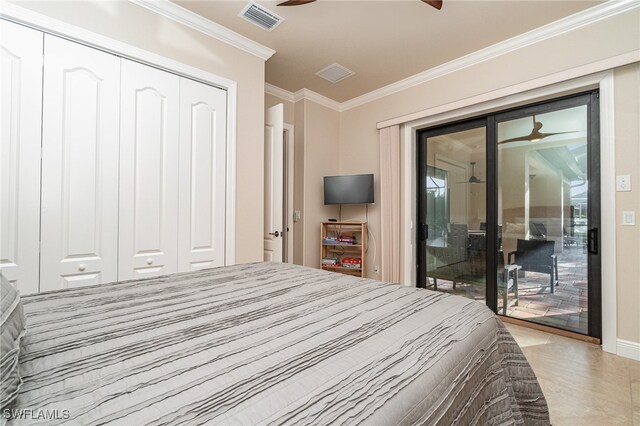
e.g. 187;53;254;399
529;221;547;241
508;239;558;293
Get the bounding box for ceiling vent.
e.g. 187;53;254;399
239;1;284;32
315;63;355;84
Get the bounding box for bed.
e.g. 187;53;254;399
8;262;549;425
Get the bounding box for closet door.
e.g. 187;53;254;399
118;60;179;280
40;35;120;291
0;22;43;294
178;78;227;271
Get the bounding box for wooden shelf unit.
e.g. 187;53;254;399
320;221;367;278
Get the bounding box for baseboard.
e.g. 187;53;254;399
617;339;640;361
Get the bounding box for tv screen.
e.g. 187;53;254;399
324;174;374;205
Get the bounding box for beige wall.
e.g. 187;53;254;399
334;9;640;344
614;63;640;344
299;101;341;267
293;101;306;265
14;0;267;263
282;98;340;267
340;10;640;277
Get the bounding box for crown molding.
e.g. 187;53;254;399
294;89;341;112
128;0;275;61
377;50;638;128
0;2;236;89
265;84;342;112
341;0;640;111
265;83;295;103
264;0;639;112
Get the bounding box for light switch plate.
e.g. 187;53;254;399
616;175;631;191
293;210;301;222
622;211;636;226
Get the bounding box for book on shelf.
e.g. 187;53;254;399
341;257;362;269
322;238;356;245
320;221;366;278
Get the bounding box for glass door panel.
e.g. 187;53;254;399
497;103;594;335
419;125;487;302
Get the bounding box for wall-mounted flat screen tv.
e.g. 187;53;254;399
324;174;374;205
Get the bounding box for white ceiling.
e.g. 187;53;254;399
175;0;602;102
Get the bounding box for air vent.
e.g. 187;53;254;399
315;63;355;84
239;1;284;32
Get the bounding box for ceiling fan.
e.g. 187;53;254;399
457;162;484;184
277;0;443;10
498;114;578;145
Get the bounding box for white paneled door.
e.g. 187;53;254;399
40;35;120;291
264;104;284;262
178;77;227;271
0;22;43;294
119;60;180;280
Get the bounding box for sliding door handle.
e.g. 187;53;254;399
587;228;598;254
420;223;428;241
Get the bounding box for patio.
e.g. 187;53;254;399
428;245;588;335
508;245;588;334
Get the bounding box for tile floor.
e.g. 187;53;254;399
505;322;640;425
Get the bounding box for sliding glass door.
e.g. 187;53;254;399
417;120;490;304
495;94;600;336
417;92;601;338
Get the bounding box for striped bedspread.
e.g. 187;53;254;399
11;262;549;425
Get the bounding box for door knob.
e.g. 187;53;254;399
78;264;86;272
146;258;154;265
269;231;280;237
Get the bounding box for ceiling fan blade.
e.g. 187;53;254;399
538;131;579;138
422;0;443;10
499;129;579;144
277;0;316;5
498;135;535;144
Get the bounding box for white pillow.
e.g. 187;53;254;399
0;274;26;410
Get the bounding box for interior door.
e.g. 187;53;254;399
118;59;180;280
40;35;120;291
178;77;227;271
0;22;43;294
264;104;284;262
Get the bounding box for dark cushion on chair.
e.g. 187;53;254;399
514;239;555;274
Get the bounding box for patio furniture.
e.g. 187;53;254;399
529;221;547;241
508;239;558;293
426;245;468;290
499;264;519;315
448;223;469;249
426;223;470;290
426;252;518;313
563;226;584;249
